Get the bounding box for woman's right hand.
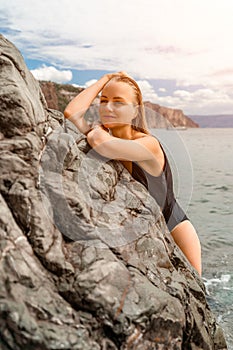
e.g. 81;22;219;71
105;71;129;80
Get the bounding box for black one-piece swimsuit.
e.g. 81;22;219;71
131;145;188;232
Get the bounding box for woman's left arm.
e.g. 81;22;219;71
87;126;160;162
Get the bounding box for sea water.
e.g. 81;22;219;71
151;128;233;349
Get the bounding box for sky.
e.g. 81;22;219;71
1;0;233;115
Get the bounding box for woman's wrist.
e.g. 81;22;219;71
84;124;102;135
84;127;94;136
105;73;113;80
85;124;109;136
101;74;113;84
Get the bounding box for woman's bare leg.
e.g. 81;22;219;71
171;220;202;276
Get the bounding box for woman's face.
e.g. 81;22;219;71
99;80;138;129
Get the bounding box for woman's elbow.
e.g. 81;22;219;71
86;132;97;148
64;108;72;119
87;133;108;155
64;108;84;122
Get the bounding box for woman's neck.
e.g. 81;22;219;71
111;125;135;140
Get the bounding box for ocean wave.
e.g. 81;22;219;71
215;185;229;191
203;274;232;294
202;183;215;187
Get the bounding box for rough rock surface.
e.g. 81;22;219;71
40;81;84;113
144;102;199;129
0;34;227;349
40;81;59;110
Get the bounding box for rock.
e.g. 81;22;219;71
0;34;227;349
144;101;199;128
40;81;84;112
40;81;59;110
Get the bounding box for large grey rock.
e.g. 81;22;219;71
0;34;227;349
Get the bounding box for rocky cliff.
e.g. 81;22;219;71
144;102;199;128
0;34;227;350
40;82;199;129
40;81;83;112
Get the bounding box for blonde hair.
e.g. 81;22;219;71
108;74;150;134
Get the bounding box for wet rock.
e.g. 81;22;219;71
0;34;227;349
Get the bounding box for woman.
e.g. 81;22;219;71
64;72;202;276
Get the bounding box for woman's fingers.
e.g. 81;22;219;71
106;71;130;80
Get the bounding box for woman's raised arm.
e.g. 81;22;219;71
63;74;111;134
64;72;125;134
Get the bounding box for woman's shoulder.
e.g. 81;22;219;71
132;132;165;175
132;132;160;144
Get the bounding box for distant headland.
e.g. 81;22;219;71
189;114;233;128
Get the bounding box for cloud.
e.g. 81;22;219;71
136;80;158;102
156;88;233;115
2;0;233;114
132;79;233;115
30;65;72;83
3;0;233;81
72;79;98;89
158;88;167;93
82;75;233;115
211;68;233;77
84;79;98;87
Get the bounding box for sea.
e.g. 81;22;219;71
151;128;233;349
